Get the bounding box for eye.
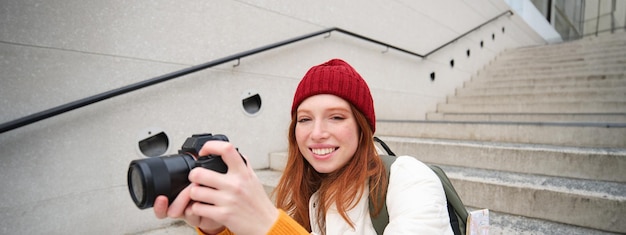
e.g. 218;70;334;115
297;117;311;123
331;115;346;120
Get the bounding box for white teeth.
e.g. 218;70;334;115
312;148;335;155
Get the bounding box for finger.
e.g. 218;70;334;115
185;202;227;233
153;195;169;219
198;141;247;175
188;181;221;205
184;203;201;227
191;200;225;219
189;167;226;189
167;185;192;218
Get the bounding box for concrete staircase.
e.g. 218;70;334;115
376;32;626;234
260;32;626;234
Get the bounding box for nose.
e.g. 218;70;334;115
310;120;329;141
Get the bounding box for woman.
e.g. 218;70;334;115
154;59;453;235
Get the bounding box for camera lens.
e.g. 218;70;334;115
127;154;196;209
129;165;146;206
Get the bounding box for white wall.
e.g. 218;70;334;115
505;0;563;43
0;0;545;233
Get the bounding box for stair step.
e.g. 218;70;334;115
376;136;626;182
492;55;626;70
488;209;621;235
455;85;625;96
448;91;626;104
498;48;626;63
503;38;626;58
375;120;626;148
258;155;626;234
437;101;626;114
507;42;626;55
472;78;626;89
480;66;626;78
464;74;625;89
269;152;288;171
426;112;626;123
490;61;626;72
440;165;626;233
256;169;283;199
474;70;626;82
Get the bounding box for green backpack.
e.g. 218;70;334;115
370;137;468;235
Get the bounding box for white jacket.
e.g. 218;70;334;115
309;156;454;235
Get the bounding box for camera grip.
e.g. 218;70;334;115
195;152;247;173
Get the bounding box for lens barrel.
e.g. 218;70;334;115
127;154;196;209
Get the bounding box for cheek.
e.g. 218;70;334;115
338;125;360;152
294;125;307;147
342;121;360;139
294;125;303;139
346;132;360;154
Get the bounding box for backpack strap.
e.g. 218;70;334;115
370;137;396;235
374;137;396;156
369;154;396;235
371;137;469;235
428;165;468;235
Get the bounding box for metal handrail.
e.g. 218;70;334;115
0;10;513;133
425;10;513;57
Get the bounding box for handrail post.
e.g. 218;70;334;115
611;0;616;34
596;0;601;36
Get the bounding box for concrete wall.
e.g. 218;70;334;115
0;0;545;233
505;0;563;43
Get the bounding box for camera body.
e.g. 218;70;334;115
181;133;230;173
127;133;242;209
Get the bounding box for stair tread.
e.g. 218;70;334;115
258;153;626;200
488;209;622;235
437;101;626;114
465;78;626;88
378;119;626;127
429;112;626;115
258;156;626;200
375;135;626;156
455;86;626;96
376;135;626;182
440;165;626;200
428;112;626;122
476;69;626;78
256;169;282;187
376;120;626;148
452;90;626;98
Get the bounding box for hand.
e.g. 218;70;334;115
152;185;192;219
188;141;279;235
152;176;225;233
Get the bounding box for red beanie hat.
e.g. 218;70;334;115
291;59;376;132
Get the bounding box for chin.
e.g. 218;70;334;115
312;164;337;174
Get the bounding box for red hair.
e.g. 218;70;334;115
274;105;387;233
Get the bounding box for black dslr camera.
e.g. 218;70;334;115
127;133;244;209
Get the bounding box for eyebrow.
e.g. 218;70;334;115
326;107;351;113
297;106;351;114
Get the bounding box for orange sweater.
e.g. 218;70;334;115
196;209;309;235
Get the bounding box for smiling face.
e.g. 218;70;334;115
295;94;360;174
